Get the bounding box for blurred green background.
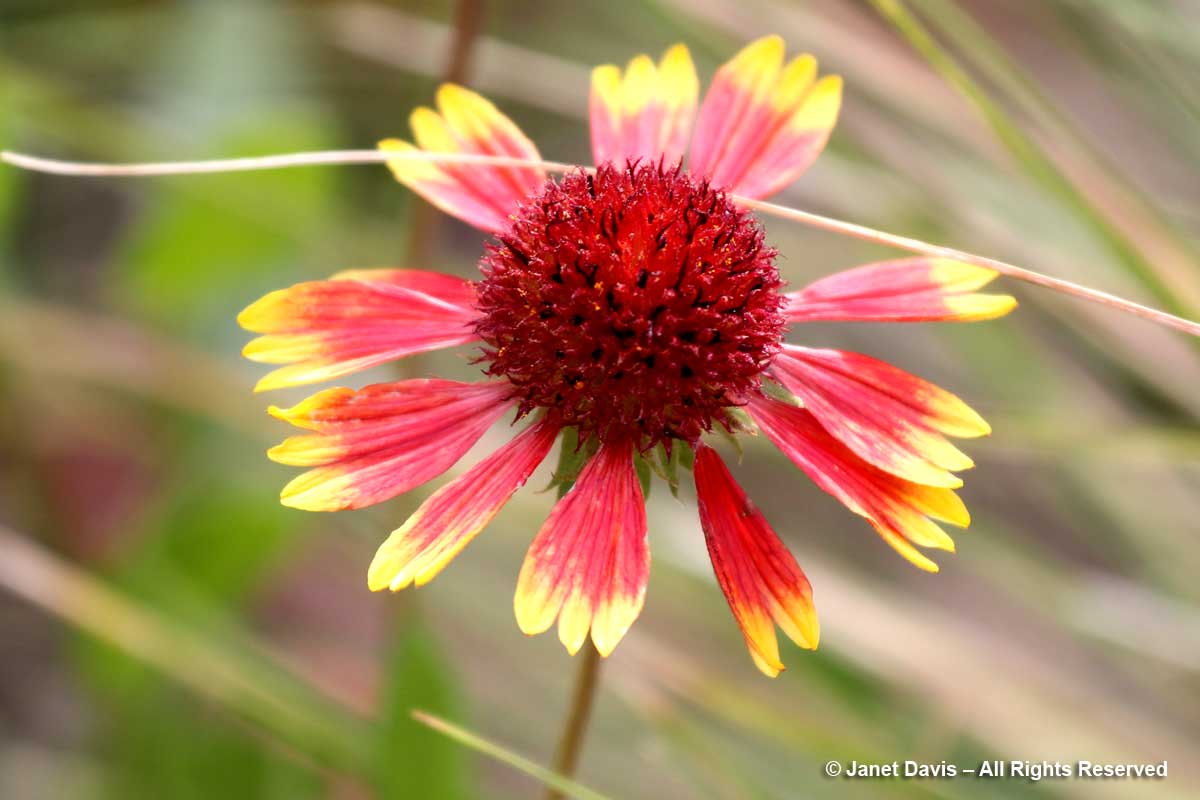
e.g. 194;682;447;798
2;1;1199;798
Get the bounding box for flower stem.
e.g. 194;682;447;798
541;430;604;799
545;643;603;800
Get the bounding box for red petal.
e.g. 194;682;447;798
590;45;698;166
689;36;840;199
748;396;968;572
267;380;512;511
330;268;477;309
513;438;649;657
772;346;989;487
369;419;559;591
784;258;1017;323
694;444;818;677
240;278;477;391
380;85;545;233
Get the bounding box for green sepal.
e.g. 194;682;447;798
544;427;596;496
634;453;653;500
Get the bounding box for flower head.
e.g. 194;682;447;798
240;37;1015;675
476;161;784;448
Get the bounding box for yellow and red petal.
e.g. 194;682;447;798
513;438;649;657
688;36;841;199
380;85;545;233
590;44;699;166
693;443;818;677
239;278;477;392
772;345;990;487
267;379;512;511
785;258;1017;324
329;268;477;308
748;396;968;572
368;418;559;592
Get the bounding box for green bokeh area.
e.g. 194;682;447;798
2;1;1199;798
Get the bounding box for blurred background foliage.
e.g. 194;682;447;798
1;1;1199;798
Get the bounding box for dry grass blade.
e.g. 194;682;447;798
6;148;1195;336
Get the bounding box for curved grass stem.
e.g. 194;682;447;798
0;148;577;176
3;148;1198;337
738;197;1200;337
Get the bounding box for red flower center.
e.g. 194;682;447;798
475;162;785;449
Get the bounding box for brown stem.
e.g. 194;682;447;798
405;0;486;264
444;0;486;83
545;643;603;800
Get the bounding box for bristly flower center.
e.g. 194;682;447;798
474;161;785;449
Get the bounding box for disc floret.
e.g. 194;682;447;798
475;162;785;449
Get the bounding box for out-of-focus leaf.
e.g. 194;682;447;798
115;117;336;330
375;617;470;800
0;78;19;289
129;460;303;601
0;527;372;775
113;0;337;330
91;673;323;800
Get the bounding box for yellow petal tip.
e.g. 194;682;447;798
749;648;785;678
591;639;616;659
748;33;785;52
931;259;999;288
367;549;406;592
662;43;692;64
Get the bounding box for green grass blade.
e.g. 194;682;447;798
909;0;1200;306
411;710;612;800
0;525;375;775
867;0;1198;320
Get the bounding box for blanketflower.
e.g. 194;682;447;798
239;37;1015;676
